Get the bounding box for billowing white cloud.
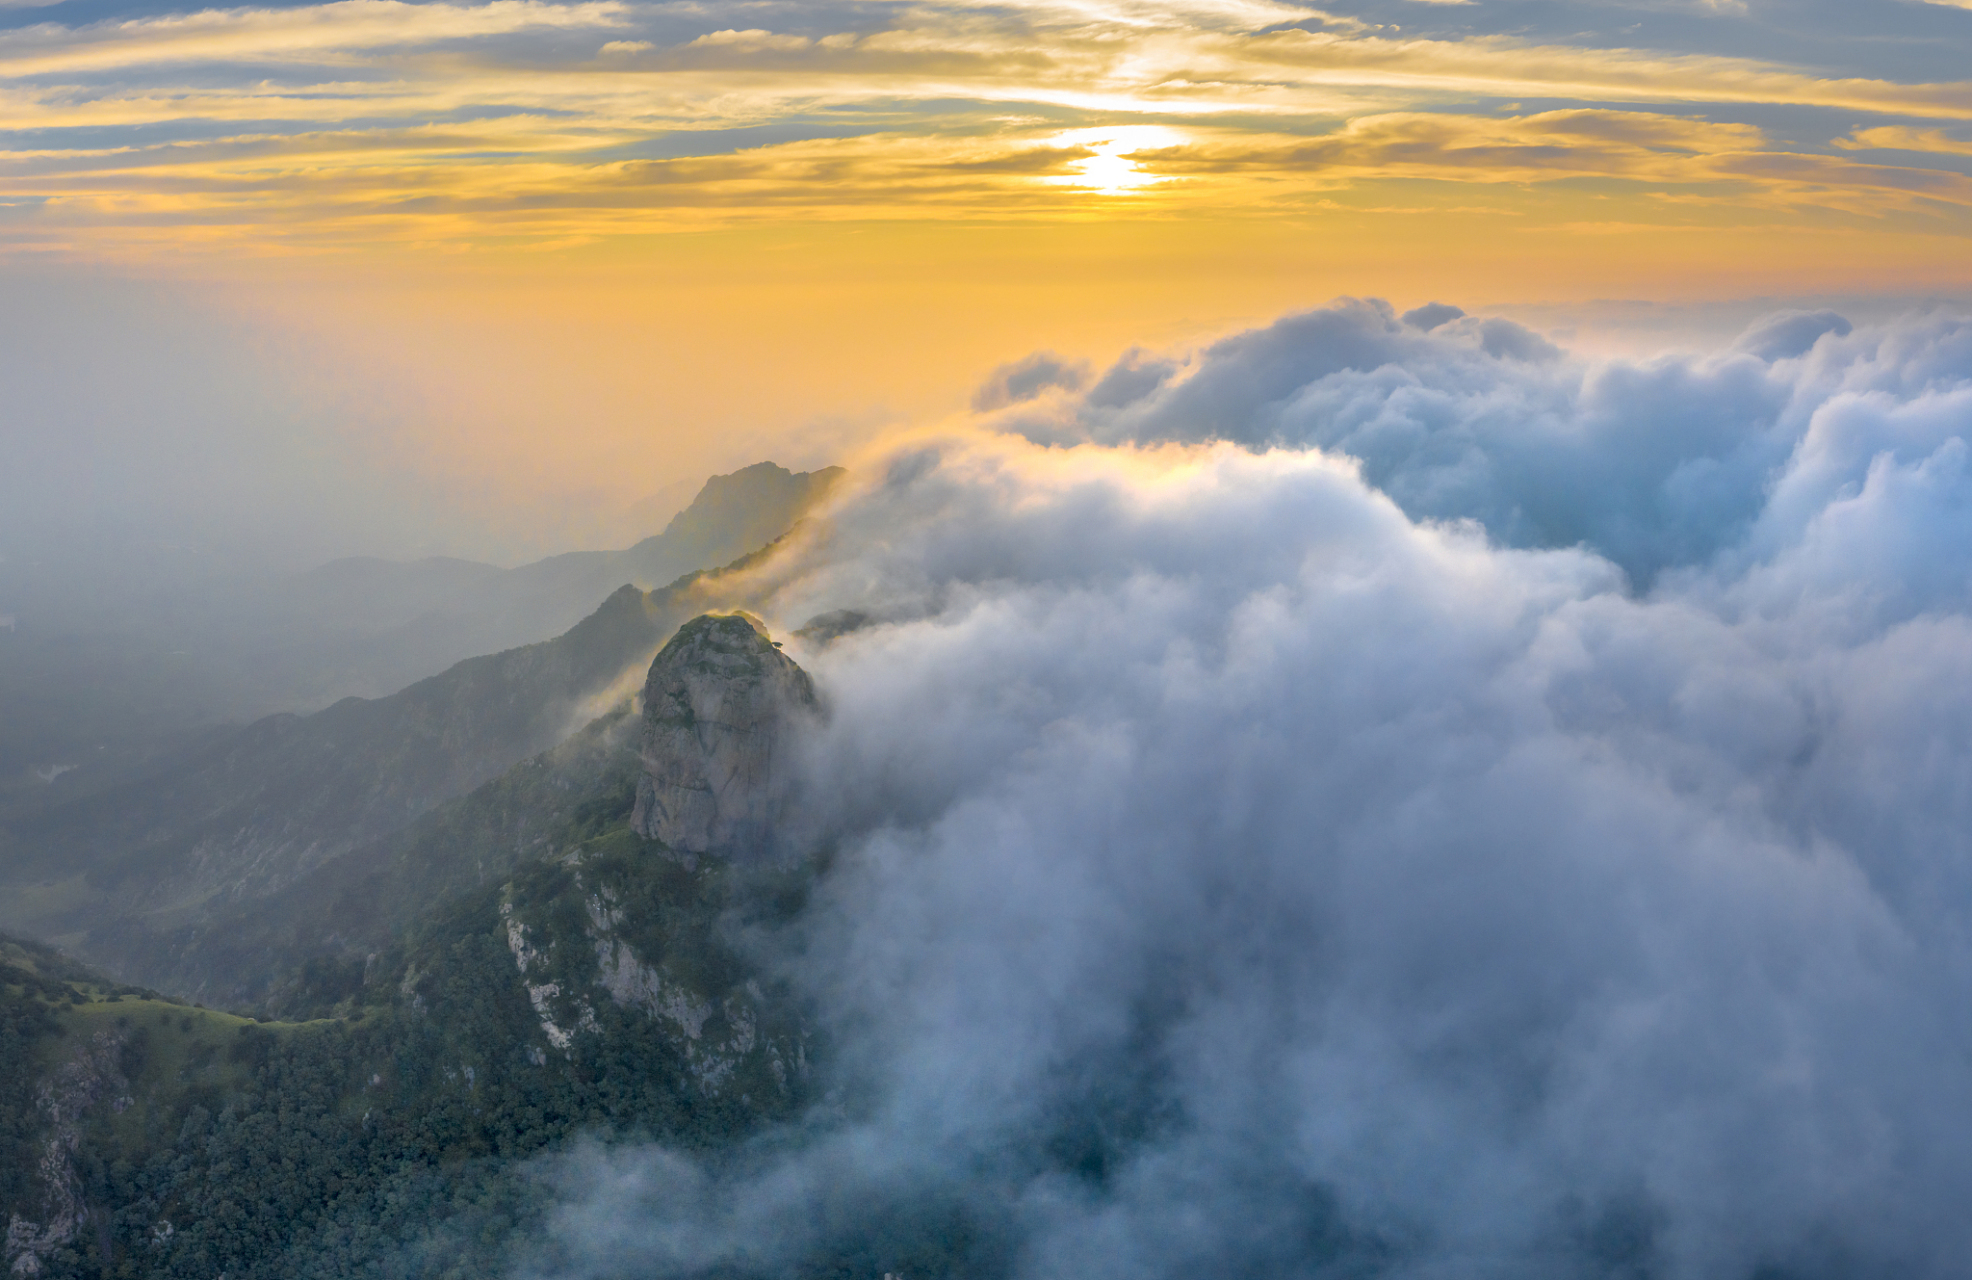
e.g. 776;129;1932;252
519;302;1972;1278
986;298;1972;590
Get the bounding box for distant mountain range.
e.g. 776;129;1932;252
0;461;842;816
0;461;841;996
262;461;844;704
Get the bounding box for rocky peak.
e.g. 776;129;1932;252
631;613;817;857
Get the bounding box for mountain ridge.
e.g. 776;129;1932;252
0;509;833;988
0;583;671;976
0;461;843;823
0;613;833;1280
270;462;844;701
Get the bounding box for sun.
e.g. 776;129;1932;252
1045;126;1186;194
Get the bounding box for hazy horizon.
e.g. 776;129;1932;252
8;0;1972;575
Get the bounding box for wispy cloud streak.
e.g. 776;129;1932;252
0;0;1969;253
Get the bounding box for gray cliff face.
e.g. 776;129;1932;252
631;613;817;857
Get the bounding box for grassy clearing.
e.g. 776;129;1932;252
8;944;367;1168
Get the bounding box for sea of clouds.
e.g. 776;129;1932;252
525;300;1972;1279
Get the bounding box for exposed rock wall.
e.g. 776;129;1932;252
495;860;806;1098
5;1031;128;1277
631;613;817;858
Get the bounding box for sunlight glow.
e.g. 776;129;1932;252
1047;125;1185;193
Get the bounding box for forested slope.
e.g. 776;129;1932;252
1;569;734;991
0;791;812;1279
115;703;644;1012
1;616;1028;1280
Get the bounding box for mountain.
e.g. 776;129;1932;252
0;461;844;984
130;699;646;1011
631;612;819;859
0;578;692;984
137;615;825;1013
0;615;836;1280
261;462;845;706
0;461;843;818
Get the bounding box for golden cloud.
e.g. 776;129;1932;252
3;0;1971;255
0;0;626;76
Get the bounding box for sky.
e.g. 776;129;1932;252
4;0;1972;568
6;0;1972;262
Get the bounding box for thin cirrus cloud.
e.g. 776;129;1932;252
0;0;1970;255
1838;125;1972;155
0;0;628;75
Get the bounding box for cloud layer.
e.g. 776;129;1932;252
521;301;1972;1278
989;297;1972;593
3;0;1972;254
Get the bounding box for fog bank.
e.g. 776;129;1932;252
523;301;1972;1278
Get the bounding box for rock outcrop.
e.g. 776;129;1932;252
6;1030;128;1278
631;613;817;857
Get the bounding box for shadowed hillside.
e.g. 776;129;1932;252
0;615;835;1280
0;462;843;821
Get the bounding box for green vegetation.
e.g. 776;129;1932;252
137;703;648;1014
2;812;1097;1280
0;580;676;990
0;571;1020;1278
1;938;72;1214
0;776;811;1279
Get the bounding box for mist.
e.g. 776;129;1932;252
515;302;1972;1278
0;269;712;592
0;265;814;794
